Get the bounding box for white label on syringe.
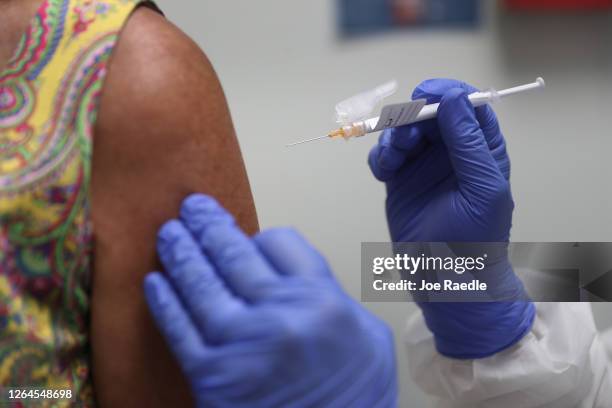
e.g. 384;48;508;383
373;99;427;131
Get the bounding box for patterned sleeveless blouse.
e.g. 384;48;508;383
0;0;147;405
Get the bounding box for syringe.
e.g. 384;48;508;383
287;78;546;147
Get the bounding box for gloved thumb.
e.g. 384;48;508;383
438;88;507;206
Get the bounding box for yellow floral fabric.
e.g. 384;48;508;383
0;1;144;406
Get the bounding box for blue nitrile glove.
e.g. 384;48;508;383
144;194;398;408
368;79;535;360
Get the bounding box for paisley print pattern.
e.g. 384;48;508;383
0;1;144;406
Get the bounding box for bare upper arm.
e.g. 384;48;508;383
90;7;258;407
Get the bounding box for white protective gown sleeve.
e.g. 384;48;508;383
405;303;612;408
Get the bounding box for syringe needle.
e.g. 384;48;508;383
286;135;329;148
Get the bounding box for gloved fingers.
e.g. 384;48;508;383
144;272;209;376
413;78;470;104
413;79;510;179
413;79;503;145
157;220;244;336
369;144;393;182
437;88;507;205
476;106;510;180
253;228;332;279
368;126;427;182
388;123;429;152
180;194;279;301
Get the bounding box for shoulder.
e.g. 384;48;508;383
113;4;218;88
98;6;228;142
91;4;257;236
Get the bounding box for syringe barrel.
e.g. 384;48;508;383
363;117;379;134
359;78;544;137
409;94;491;125
414;103;439;122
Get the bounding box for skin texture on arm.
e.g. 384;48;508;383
90;7;259;407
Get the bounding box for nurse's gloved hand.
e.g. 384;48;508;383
369;79;515;243
368;79;535;359
144;195;397;408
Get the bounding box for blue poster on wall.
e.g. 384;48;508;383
339;0;481;37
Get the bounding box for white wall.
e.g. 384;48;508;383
155;1;612;406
